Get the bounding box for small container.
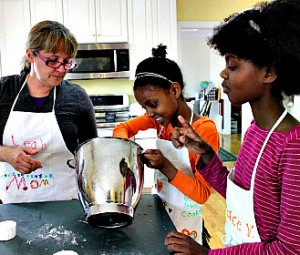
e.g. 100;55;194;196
52;251;79;255
0;220;17;241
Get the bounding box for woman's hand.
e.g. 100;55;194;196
165;230;209;255
0;146;42;173
142;149;178;180
173;115;213;155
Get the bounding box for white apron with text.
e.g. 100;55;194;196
0;80;78;203
223;110;287;246
152;138;203;244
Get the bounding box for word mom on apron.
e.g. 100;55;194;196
5;134;50;191
4;172;53;191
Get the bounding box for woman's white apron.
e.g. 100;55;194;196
0;79;78;203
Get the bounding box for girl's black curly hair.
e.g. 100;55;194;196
208;0;300;99
133;44;185;94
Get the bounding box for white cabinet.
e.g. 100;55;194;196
30;0;63;25
63;0;128;43
0;0;31;76
63;0;95;43
127;0;178;79
0;0;176;77
96;0;128;43
0;0;129;76
0;0;63;76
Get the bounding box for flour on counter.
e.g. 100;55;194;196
26;223;87;247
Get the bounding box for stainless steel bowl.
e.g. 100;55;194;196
68;137;144;228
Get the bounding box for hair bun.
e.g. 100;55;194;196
152;44;167;58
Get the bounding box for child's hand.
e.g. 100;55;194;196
142;149;177;180
172;115;213;155
165;230;208;255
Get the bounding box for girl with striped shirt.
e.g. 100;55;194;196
164;0;300;254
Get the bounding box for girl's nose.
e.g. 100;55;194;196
220;68;228;79
146;109;154;118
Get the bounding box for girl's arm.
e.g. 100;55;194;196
113;114;157;138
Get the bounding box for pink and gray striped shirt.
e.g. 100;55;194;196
198;122;300;255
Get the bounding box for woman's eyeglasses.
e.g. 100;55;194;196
32;50;77;70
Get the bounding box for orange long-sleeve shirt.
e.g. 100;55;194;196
113;113;220;204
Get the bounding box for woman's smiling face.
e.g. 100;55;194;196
134;84;178;127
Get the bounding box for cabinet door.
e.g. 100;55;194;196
95;0;128;43
127;0;177;79
30;0;63;25
0;0;31;76
63;0;127;43
63;0;96;43
127;0;149;77
150;0;177;61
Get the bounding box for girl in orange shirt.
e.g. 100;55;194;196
113;44;220;248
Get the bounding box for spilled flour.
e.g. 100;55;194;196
26;223;86;247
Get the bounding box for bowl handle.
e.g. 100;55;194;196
140;150;150;165
67;158;76;169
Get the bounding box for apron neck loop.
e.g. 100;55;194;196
11;75;57;112
10;76;29;111
250;109;288;188
189;110;194;125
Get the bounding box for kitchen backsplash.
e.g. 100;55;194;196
73;79;135;103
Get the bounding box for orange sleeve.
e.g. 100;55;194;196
170;116;219;204
170;170;212;204
193;116;220;153
189;117;220;172
113;114;158;138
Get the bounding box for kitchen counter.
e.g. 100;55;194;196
0;194;175;255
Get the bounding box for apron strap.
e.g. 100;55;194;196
10;76;29;111
11;75;57;113
250;109;288;189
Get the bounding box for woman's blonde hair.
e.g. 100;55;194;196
21;20;78;73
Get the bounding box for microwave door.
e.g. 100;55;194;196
73;50;114;72
65;43;130;80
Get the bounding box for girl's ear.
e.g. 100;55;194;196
170;82;182;99
263;68;277;84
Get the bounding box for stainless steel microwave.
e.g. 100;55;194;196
66;43;130;79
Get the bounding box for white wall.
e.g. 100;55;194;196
180;29;211;98
177;21;231;134
210;45;231;134
288;95;300;121
241;103;252;139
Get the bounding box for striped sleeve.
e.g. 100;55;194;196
196;153;228;198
